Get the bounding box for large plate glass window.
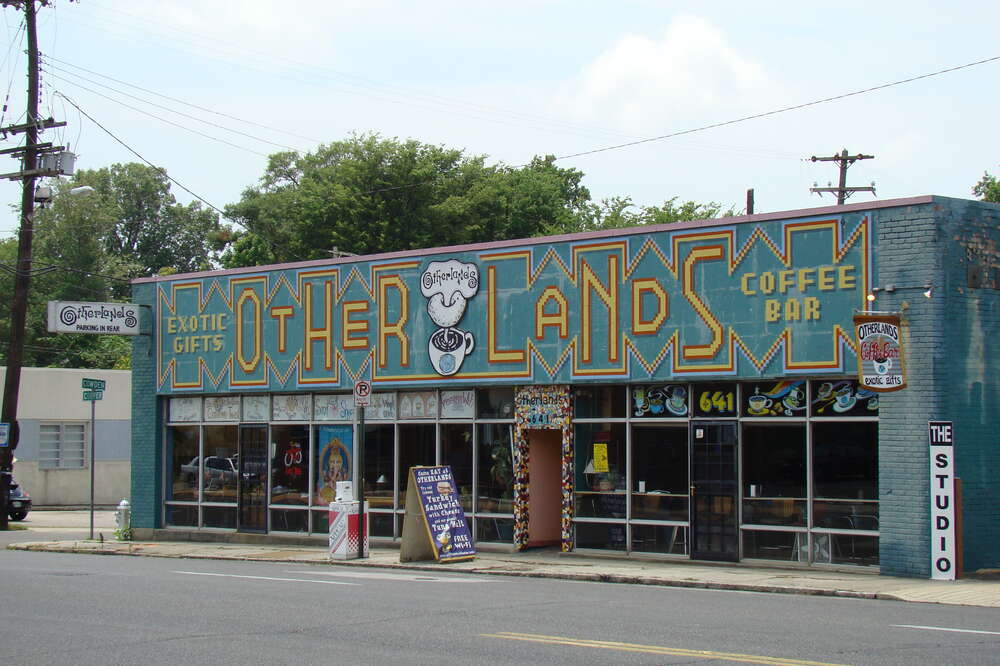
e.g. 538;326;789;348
271;425;310;506
166;425;199;502
363;424;396;526
574;423;626;519
397;424;435;509
203;425;238;504
812;421;879;566
440;424;473;512
630;425;688;521
477;423;514;515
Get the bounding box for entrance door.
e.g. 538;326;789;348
689;421;738;561
237;424;268;533
526;429;562;548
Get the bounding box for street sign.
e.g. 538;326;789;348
0;422;9;448
82;378;106;391
354;380;372;407
82;390;104;401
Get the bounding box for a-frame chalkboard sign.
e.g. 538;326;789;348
399;466;476;563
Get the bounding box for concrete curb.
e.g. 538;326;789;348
8;541;903;602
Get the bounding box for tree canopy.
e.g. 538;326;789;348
0;163;221;369
973;171;1000;203
220;134;592;267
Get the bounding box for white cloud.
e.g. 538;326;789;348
550;14;783;133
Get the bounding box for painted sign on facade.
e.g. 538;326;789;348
149;212;873;394
853;313;906;392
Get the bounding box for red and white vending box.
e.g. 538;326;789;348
329;499;369;560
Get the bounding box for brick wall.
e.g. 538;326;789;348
937;198;1000;573
130;282;162;529
876;197;1000;576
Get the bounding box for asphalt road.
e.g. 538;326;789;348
1;549;997;665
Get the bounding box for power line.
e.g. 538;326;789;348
554;55;1000;162
41;54;323;144
49;75;271;156
356;54;1000;197
66;2;642;144
52;92;308;263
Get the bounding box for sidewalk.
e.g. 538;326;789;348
8;535;999;608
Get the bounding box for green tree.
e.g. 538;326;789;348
0;164;220;369
573;196;732;233
221;134;591;267
973;171;1000;203
72;163;221;281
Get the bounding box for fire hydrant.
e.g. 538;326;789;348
115;498;132;541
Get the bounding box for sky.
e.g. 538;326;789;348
1;0;999;240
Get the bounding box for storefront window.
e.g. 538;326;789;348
630;426;688;521
742;529;805;562
477;387;515;419
742;424;806;527
476;423;514;514
574;385;626;418
440;424;473;511
476;517;514;543
398;424;435;509
812;421;878;531
270;508;307;533
363;424;395;511
167;425;199;502
575;422;626;518
202;425;237;504
270;425;309;505
632;525;687;555
313;424;353;506
575;522;626;551
166;504;198;527
203;506;237;529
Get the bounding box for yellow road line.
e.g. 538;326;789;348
481;632;850;666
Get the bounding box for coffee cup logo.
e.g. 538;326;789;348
421;259;479;376
748;394;772;413
428;327;475;376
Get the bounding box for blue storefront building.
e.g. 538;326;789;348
129;195;999;578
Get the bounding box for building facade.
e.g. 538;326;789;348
129;195;1000;577
2;367;131;506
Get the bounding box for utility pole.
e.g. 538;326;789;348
809;149;875;205
0;0;67;529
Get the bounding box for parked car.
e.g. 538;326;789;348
7;477;31;521
180;456;239;488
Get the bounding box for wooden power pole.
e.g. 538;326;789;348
809;149;875;205
0;0;67;529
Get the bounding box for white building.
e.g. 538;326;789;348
1;367;130;506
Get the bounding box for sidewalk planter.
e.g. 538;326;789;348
129;196;1000;578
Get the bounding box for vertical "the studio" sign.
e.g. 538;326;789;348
928;420;956;580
